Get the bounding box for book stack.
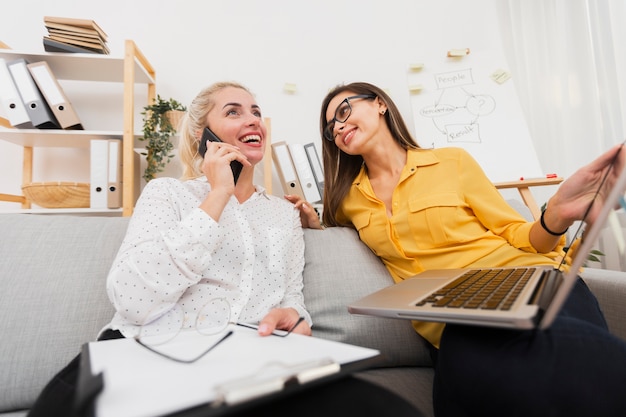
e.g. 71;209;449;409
43;16;109;55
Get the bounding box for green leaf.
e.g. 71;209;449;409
587;254;601;263
141;95;186;181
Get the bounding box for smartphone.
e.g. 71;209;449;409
199;127;243;185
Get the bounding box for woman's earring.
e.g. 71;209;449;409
380;109;386;115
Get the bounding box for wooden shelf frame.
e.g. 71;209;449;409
123;40;155;216
0;40;155;216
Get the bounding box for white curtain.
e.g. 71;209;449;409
497;0;626;181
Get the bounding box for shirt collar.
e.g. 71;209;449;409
406;147;440;168
197;176;269;199
352;148;440;185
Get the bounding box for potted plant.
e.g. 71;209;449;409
140;95;187;182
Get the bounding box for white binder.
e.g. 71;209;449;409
27;61;83;130
0;58;33;128
271;141;304;198
288;143;322;203
90;139;109;208
107;140;122;209
7;59;59;129
304;142;324;200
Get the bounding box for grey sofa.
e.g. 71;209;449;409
1;213;626;417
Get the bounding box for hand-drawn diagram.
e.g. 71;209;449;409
407;51;544;183
419;68;496;147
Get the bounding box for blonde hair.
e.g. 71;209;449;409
178;81;253;180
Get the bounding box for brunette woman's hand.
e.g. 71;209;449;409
548;142;625;226
284;194;324;229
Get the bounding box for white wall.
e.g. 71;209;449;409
0;0;511;208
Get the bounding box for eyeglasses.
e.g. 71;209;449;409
134;299;304;363
323;94;376;142
135;298;232;364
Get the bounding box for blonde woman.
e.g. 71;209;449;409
29;82;422;417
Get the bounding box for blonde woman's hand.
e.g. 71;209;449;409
257;307;311;337
284;194;324;229
198;140;250;221
201;140;250;193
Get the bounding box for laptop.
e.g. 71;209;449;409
348;143;626;330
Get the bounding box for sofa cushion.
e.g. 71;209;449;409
0;214;129;412
303;227;433;368
581;267;626;341
0;215;433;413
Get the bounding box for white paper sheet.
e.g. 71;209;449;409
86;325;380;417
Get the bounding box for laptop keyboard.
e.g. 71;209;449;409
416;268;535;310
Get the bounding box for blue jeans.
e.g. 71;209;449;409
433;277;626;417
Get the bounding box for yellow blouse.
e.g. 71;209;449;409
337;147;566;347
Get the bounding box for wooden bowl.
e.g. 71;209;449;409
22;182;90;208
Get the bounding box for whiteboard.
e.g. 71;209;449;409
407;47;543;183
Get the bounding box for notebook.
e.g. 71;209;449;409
348;143;626;330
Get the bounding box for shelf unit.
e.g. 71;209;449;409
0;40;155;216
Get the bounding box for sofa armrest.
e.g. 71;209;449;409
580;268;626;342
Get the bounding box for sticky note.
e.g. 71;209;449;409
283;83;297;94
409;63;424;71
447;48;470;57
491;69;511;84
408;84;423;94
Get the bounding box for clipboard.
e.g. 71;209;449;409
164;357;382;417
76;324;382;417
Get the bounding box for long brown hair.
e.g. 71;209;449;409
319;82;420;227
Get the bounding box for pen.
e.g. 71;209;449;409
236;316;304;337
519;174;558;181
